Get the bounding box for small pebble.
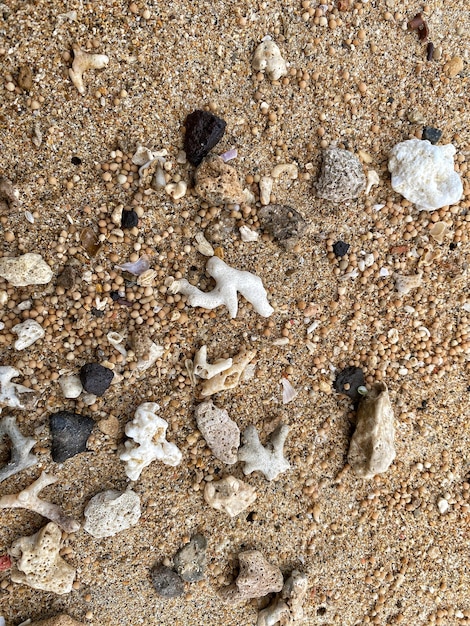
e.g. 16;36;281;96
332;240;350;258
184;110;226;166
80;363;114;396
121;209;139;229
422;127;442;144
151;565;185;598
49;411;95;462
173;534;207;582
333;366;366;402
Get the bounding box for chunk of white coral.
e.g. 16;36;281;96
200;350;256;397
193;345;232;380
252;40;287;81
238;424;290;481
12;320;45;350
204;475;257;517
0;366;34;410
83;489;141;538
0;416;37;482
120;402;182;481
69;45;109;95
171;256;273;319
388;139;463;211
135;342;164;372
257;570;309;626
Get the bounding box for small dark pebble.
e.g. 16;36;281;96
426;42;434;61
91;307;105;318
422;127;442;145
121;209;139;229
449;242;457;250
56;265;77;290
80;363;114;396
184;110;226;166
332;240;350;258
151;565;184;598
50;411;95;462
110;290;124;301
258;204;308;251
333;366;365;402
71;156;82;165
173;534;207;582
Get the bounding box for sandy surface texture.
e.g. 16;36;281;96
0;0;469;624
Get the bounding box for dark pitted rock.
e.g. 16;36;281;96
56;265;77;290
50;411;95;462
151;565;184;598
184;110;226;166
79;363;114;396
121;210;138;229
332;240;350;258
258;204;308;251
315;147;366;202
333;366;365;402
422;127;442;145
173;534;207;582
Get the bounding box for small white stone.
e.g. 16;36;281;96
239;225;259;242
83;489;141;538
0;253;53;287
252;40;287;80
259;176;273;205
59;374;83;399
437;497;449;515
12;320;45;350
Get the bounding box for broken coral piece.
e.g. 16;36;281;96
281;378;298;404
120;402;182;481
252;40;287;81
83;489;141;538
315;147;366;202
219;550;283;604
194;154;244;205
204;475;257;517
193;345;233;380
0;416;38;483
238;424;290;481
0;471;80;533
172;256;273;319
0;366;35;410
257;570;309;626
0;253;53;287
12;319;45;351
200;350;256;397
69;44;109;95
10;522;76;594
195;400;240;464
395;272;423;295
347;382;396;479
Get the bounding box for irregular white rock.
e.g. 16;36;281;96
395;272;422;295
0;416;37;482
195;232;215;256
172;256;273;319
316;147;366;202
219;550;283;603
193;345;232;380
10;522;76;594
271;163;298;180
59;374;83;399
365;169;380;195
12;320;45;350
257;570;309;626
388;139;463;211
195;400;240;464
281;378;297;404
200;350;256;397
347;382;396;479
165;181;187;200
0;253;53;287
120;402;182;481
107;331;127;358
204;475;257;517
239;225;259;242
69;45;109;95
437;497;449;515
0;366;35;409
135;342;164;371
83;489;141;538
252;40;287;80
259;176;273;205
238;424;290;481
132;145;155;166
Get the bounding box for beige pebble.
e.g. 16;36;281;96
444;56;464;77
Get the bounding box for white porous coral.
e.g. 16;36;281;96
12;320;45;350
0;253;53;286
69;45;109;94
252;40;287;81
388;139;463;211
0;472;80;533
200;350;256;397
172;256;273;319
195;400;240;464
83;489;141;538
0;366;35;410
219;550;284;604
204;475;257;517
257;570;309;626
120;402;182;481
238;424;290;481
0;416;37;482
10;522;76;594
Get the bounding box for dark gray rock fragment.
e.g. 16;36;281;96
333;366;365;402
151;565;184;598
173;533;207;582
50;411;95;462
56;265;77;290
258;204;308;250
184;110;226;166
79;363;114;396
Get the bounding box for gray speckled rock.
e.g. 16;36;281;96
173;534;207;582
315;147;366;202
195;400;240;464
151;565;184;598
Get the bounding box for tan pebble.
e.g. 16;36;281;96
444;56;464;78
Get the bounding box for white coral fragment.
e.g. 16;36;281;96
0;416;37;482
195;400;240;464
135;342;164;372
69;45;109;95
219;550;284;603
281;378;298;404
120;402;182;481
193;346;232;380
395;272;422;295
200;350;256;397
12;320;45;350
239;225;259;242
173;256;274;319
365;169;380;195
238;424;290;481
0;366;35;410
0;253;53;287
388;139;463;211
204;475;257;517
0;472;80;533
257;570;309;626
59;374;83;399
252;40;287;80
107;331;127;358
83;489;141;538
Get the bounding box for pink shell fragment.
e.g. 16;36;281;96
115;256;150;276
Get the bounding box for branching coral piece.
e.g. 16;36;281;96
0;366;35;410
238;424;290;481
172;256;274;319
193;345;233;380
257;570;309;625
200;350;256;397
0;472;80;533
69;45;109;94
0;416;38;483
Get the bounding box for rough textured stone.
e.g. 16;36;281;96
195;400;240;464
173;534;207;582
29;616;85;626
257;570;309;626
184;110;226;166
194;154;244;205
315;147;366;202
83;489;141;538
347;382;396;479
79;362;114;396
332;240;350;258
252;40;287;81
151;565;184;598
258;204;308;250
219;550;283;603
204;475;257;517
121;209;138;229
0;253;53;287
56;265;77;290
49;411;95;462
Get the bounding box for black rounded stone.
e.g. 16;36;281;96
71;156;82;165
184;110;226;166
332;240;350;258
121;210;139;229
422;127;442;145
333;366;365;401
151;565;184;598
79;363;114;396
50;411;95;462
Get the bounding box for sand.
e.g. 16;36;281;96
0;0;469;624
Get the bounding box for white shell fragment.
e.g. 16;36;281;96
172;256;274;319
204;475;257;517
239;225;259;242
365;169;380;195
195;400;240;464
107;331;128;357
395;272;423;295
259;176;273;205
69;45;109;95
12;320;45;350
200;350;256;397
347;382;396;479
193;345;232;380
238;424;290;481
281;378;298;404
0;366;35;409
437;497;449;515
59;374;83;399
0;416;38;483
194;232;215;256
0;253;53;287
388;139;463;211
252;40;287;81
83;489;141;538
120;402;182;481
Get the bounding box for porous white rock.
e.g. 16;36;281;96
0;416;37;482
10;522;76;594
238;424;290;481
388;139;463;211
347;382;396;479
69;45;109;94
83;489;141;538
257;570;309;626
219;550;283;603
193;345;232;380
172;256;273;319
200;350;256;397
58;374;83;399
0;366;35;409
0;253;53;286
204;475;257;517
120;402;182;481
315;147;366;202
12;320;45;350
252;40;287;81
195;400;240;464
